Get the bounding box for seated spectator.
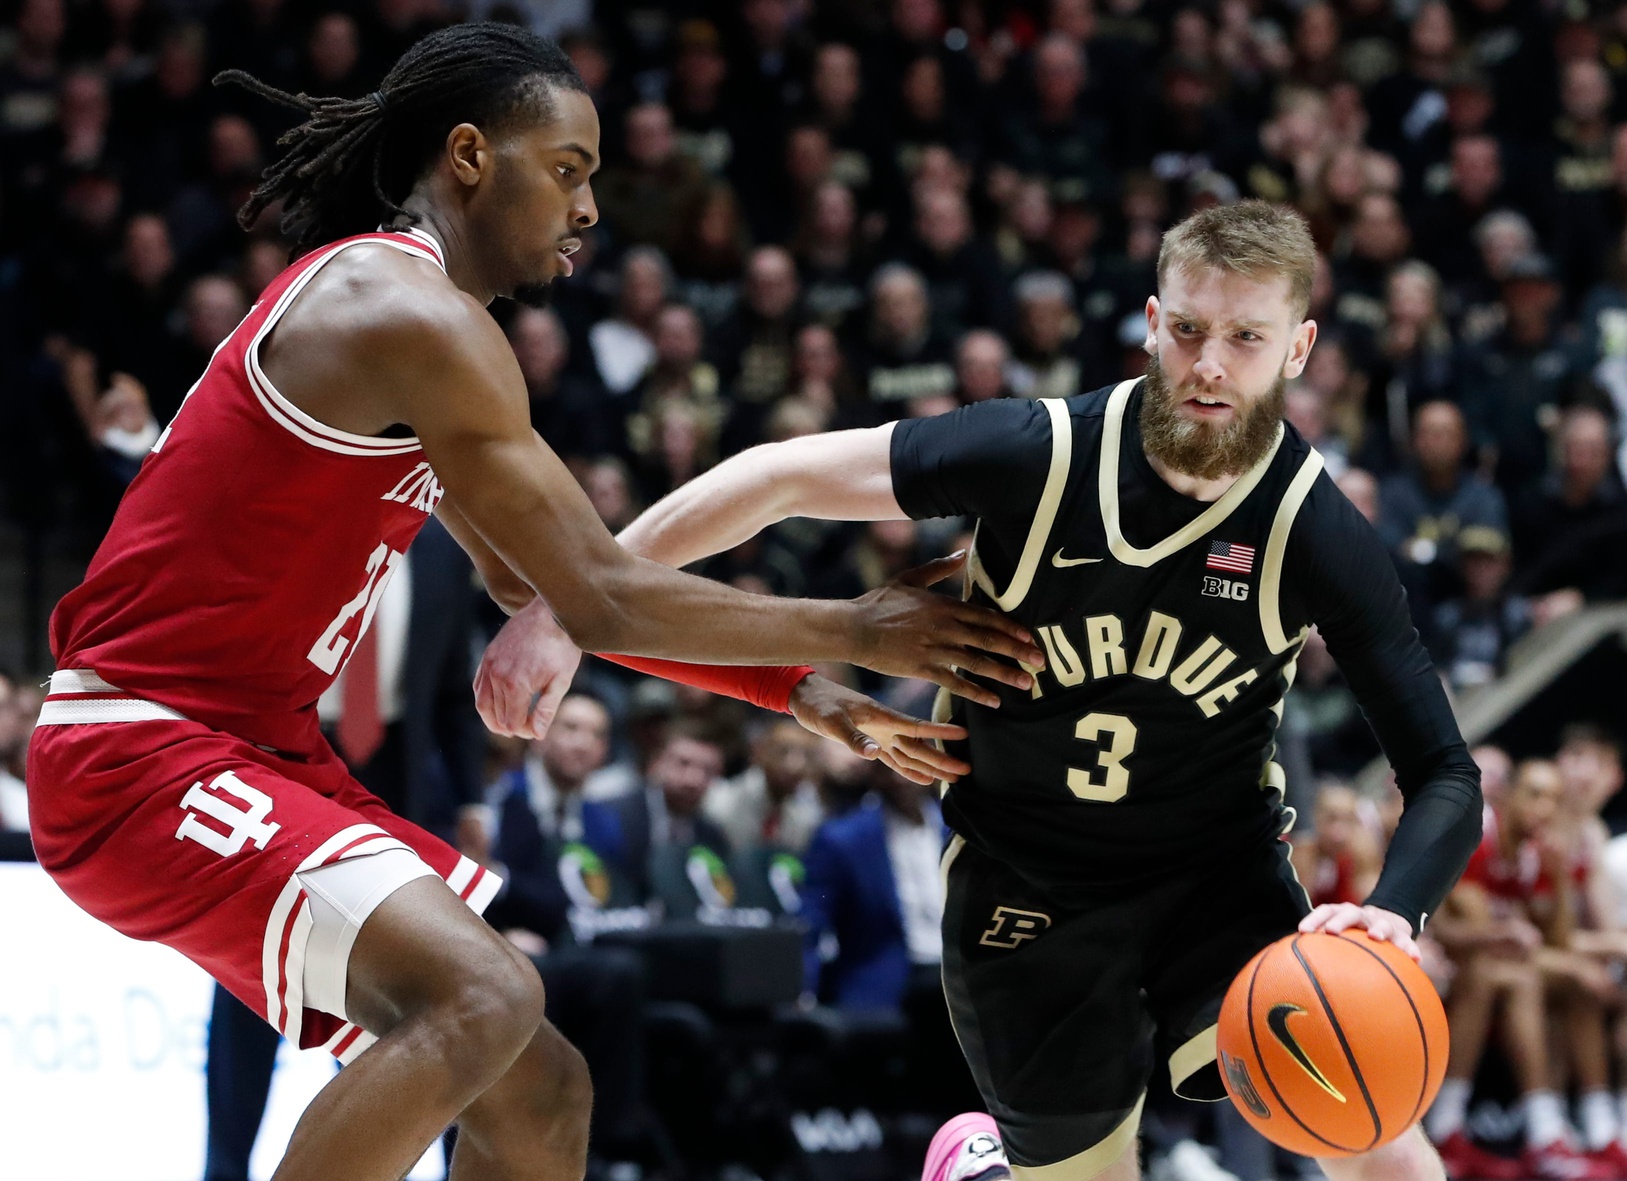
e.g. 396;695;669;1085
1283;626;1380;776
1511;404;1625;576
800;771;945;1012
1461;252;1587;490
669;183;750;328
705;718;824;855
626;304;722;433
1373;260;1458;457
580;455;643;534
593;101;711;258
1378;399;1509;607
604;719;730;898
1284;382;1350;478
479;691;652;1167
1291;783;1382;907
507;306;615;462
1428;760;1612;1181
1428;527;1530;689
953;328;1013;404
589;246;668;397
848;262;955;410
1006;270;1086;401
795;180;869;335
894;183;1008;338
633;399;718;504
711;245;801;446
783;321;865;430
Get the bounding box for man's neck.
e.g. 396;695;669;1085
1145;449;1242;503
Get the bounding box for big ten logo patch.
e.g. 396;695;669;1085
175;771;281;857
1201;575;1250;601
979;906;1052;949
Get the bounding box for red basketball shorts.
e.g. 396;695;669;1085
27;670;501;1062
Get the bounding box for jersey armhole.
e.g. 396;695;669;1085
968;397;1074;611
1258;450;1325;654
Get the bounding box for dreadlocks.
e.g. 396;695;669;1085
215;22;585;257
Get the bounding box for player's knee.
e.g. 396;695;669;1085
1318;1126;1441;1181
434;943;547;1071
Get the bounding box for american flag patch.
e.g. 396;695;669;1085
1206;541;1256;574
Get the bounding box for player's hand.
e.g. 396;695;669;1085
851;551;1044;708
788;674;972;786
1298;903;1421;962
474;596;582;739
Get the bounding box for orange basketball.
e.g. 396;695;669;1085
1215;930;1448;1158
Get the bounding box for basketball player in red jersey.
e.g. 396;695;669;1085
27;23;1042;1181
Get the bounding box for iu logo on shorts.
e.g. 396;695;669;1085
175;771;282;857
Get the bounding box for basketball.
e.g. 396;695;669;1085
1216;930;1448;1157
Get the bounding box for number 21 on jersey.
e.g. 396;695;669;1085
1067;713;1138;802
307;541;403;675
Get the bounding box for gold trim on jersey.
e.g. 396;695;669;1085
1169;1025;1221;1099
971;398;1075;610
1099;378;1284;568
1010;1093;1147;1180
1259;451;1325;653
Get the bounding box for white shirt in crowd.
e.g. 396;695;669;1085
0;768;27;831
704;766;826;854
588;320;656;396
317;553;412;727
885;808;945;965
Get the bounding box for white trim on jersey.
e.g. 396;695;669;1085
969;397;1075;611
1098;377;1285;568
243;233;448;458
47;669;121;694
36;697;188;725
1258;450;1326;654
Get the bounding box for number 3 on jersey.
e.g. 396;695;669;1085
307;541;403;675
1067;712;1138;802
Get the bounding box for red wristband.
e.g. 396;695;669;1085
597;655;816;713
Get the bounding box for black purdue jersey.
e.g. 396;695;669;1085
891;379;1479;914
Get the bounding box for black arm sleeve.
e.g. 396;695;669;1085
890;397;1055;523
1284;475;1483;932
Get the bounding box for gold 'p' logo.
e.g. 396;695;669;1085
979;906;1052;949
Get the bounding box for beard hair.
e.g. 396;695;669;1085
1138;351;1286;481
509;280;555;309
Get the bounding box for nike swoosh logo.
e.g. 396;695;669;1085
1051;548;1103;568
1266;1003;1346;1102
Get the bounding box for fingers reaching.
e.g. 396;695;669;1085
894;551;968;589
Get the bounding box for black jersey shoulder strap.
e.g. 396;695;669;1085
1258;448;1326;655
967;396;1075;611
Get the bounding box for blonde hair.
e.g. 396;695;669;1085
1157;200;1317;321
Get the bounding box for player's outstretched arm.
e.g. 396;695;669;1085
387;297;1040;696
616;424;905;568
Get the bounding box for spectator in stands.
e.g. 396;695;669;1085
1006;270;1086;400
508;306;615;462
594;102;710;259
1378;399;1509;603
1374;261;1458;452
710;245;801;443
589;246;668;397
1511;404;1625;575
479;690;652;1170
627;304;723;447
670;184;750;327
952;328;1013;405
1428;527;1530;689
849;262;955;409
897;184;1007;339
705;717;824;855
800;769;945;1012
1461;252;1586;489
1428;760;1604;1181
604;719;729;898
1291;783;1382;907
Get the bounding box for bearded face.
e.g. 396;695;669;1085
1138;351;1286;480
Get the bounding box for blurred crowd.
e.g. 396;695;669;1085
7;0;1627;1175
1294;730;1627;1180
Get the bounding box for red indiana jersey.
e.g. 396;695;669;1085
1460;805;1587;903
50;227;451;754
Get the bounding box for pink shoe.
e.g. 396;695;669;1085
923;1112;1012;1181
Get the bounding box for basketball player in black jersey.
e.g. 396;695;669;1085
492;202;1482;1180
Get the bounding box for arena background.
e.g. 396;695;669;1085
2;0;1627;1177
